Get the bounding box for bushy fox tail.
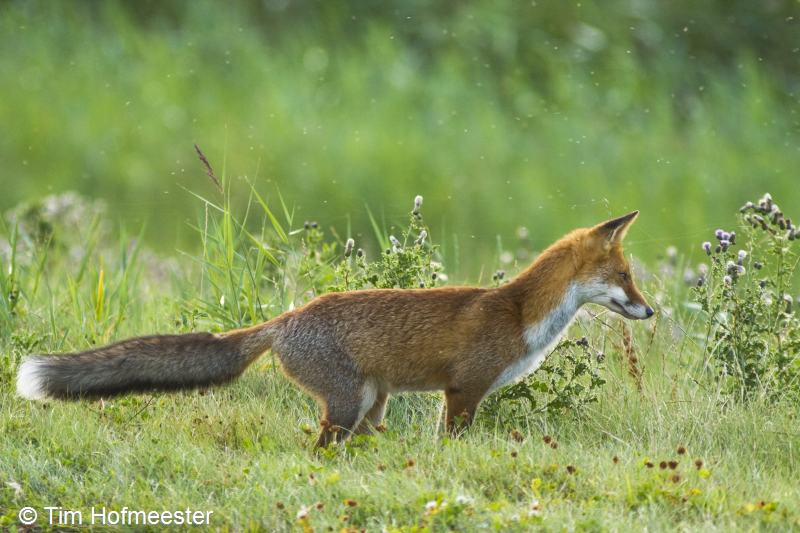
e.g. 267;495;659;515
16;322;278;400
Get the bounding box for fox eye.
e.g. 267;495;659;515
618;272;629;281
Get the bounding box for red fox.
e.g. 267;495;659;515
17;211;652;447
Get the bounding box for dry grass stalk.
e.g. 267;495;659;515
622;321;643;391
194;143;223;196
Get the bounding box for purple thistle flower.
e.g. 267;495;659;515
702;242;712;255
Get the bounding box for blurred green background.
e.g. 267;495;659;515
1;0;798;278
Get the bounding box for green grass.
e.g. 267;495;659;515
1;189;799;531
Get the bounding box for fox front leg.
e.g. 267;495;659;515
442;387;488;437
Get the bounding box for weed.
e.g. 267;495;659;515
693;193;800;401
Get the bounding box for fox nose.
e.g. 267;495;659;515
645;306;654;318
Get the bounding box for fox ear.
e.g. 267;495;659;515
593;211;639;247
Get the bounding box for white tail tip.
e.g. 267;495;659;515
16;357;48;400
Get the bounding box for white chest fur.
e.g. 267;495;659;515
489;283;582;393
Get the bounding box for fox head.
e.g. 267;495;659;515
575;211;654;320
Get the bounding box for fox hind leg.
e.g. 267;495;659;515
355;391;388;435
315;380;377;448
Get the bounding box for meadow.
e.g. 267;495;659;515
2;1;800;531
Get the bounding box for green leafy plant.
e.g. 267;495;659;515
693;193;800;400
189;173;444;333
336;196;442;291
481;336;607;424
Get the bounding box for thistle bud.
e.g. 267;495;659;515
412;195;423;215
389;235;402;250
783;293;793;313
737;250;747;265
344;238;355;258
754;261;763;270
729;231;736;244
723;275;733;285
415;230;427;245
356;248;364;258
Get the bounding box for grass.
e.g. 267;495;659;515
1;188;798;531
